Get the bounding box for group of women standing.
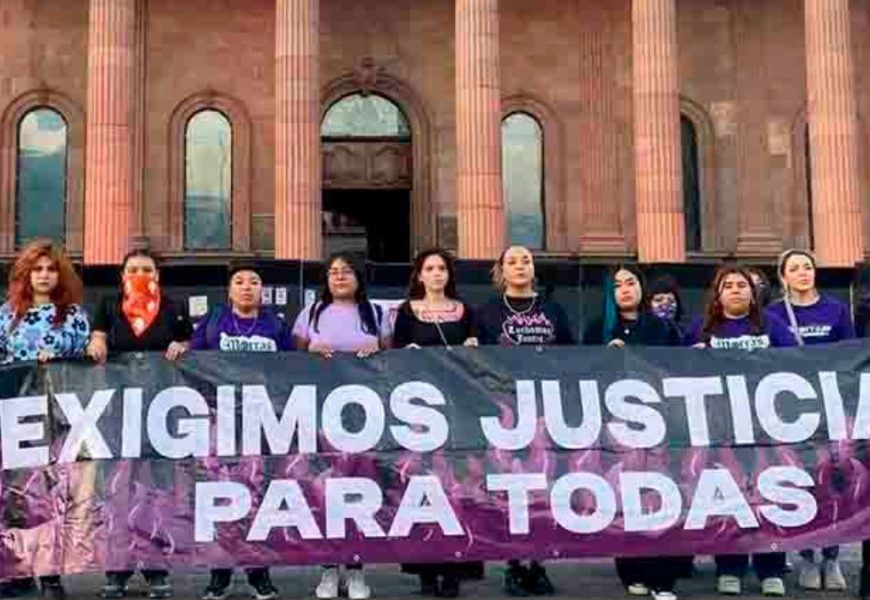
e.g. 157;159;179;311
0;239;860;600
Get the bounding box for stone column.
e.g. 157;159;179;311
275;0;321;260
805;0;863;266
632;0;685;263
84;0;138;264
456;0;504;259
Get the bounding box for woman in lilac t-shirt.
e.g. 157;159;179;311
292;253;391;600
766;249;853;592
685;266;794;598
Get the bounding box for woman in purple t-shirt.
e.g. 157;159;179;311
767;249;852;592
687;266;794;598
193;263;287;600
292;253;390;600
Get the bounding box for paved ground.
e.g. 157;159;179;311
51;547;864;600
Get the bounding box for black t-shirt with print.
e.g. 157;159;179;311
476;295;575;346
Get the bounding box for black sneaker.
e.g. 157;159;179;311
525;563;554;596
38;577;65;600
438;575;460;599
420;574;438;597
504;564;529;597
0;578;38;598
101;574;130;599
202;571;232;600
146;575;172;600
247;570;278;600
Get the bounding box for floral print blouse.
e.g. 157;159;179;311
0;302;90;363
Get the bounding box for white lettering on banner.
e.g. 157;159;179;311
0;395;48;470
754;372;820;443
480;380;537;450
55;389;114;462
191;465;820;542
242;384;318;455
389;382;449;452
605;380;666;449
322;385;386;454
542;380;602;449
1;368;868;469
620;471;683;532
146;387;211;459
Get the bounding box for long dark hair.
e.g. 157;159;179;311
312;253;378;335
701;265;763;344
408;248;458;300
602;264;645;343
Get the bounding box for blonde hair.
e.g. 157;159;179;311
491;245;535;291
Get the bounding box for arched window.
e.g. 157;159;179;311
502;112;545;250
16;108;68;246
681;115;701;252
321;93;411;139
185;109;232;250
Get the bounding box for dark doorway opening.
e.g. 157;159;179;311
323;189;411;263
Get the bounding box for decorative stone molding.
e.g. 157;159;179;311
679;96;719;253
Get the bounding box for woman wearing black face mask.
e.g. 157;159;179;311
583;266;689;600
645;275;686;342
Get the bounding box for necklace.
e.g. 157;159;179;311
231;311;259;336
503;294;537;316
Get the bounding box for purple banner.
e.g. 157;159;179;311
2;344;870;577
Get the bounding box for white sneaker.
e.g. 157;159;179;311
652;591;677;600
627;583;650;596
718;575;742;596
799;563;822;591
346;571;371;600
316;568;339;600
761;577;785;597
824;560;848;591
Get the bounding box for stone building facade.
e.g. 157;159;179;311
0;0;867;266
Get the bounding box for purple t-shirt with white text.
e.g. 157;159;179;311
190;306;293;352
683;313;796;350
765;294;854;345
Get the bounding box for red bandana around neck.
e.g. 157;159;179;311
121;274;161;337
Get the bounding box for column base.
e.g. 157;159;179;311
578;232;629;256
736;232;783;256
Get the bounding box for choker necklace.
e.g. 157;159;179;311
232;311;259;336
503;294;537;316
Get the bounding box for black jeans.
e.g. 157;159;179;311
615;557;692;592
800;547;839;562
716;553;786;580
210;568;269;584
107;570;169;583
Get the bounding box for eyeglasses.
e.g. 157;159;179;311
328;268;355;278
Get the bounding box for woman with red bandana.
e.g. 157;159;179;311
86;248;192;599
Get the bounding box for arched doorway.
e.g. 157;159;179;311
321;93;412;262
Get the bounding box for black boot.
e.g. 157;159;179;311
504;562;529;597
420;574;438;597
860;567;870;600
